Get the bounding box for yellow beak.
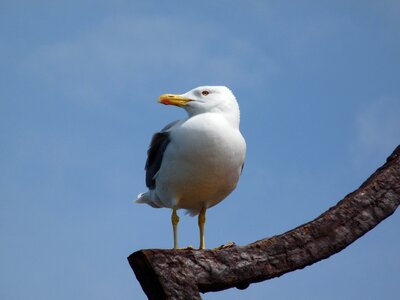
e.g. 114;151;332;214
158;94;192;107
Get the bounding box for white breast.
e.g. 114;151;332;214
154;112;246;214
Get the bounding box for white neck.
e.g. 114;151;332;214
185;101;241;129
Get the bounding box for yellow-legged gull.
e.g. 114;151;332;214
137;86;246;249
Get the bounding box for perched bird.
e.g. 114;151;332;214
136;86;246;249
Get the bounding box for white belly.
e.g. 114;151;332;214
154;113;246;214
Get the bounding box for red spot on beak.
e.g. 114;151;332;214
160;98;171;105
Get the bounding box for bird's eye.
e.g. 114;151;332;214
201;90;210;96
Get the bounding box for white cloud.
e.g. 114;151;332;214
18;14;278;103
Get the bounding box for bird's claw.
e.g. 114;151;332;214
213;241;236;250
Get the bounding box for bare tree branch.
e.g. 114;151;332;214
128;146;400;300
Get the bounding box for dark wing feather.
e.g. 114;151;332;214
145;120;179;189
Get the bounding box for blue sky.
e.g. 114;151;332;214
1;1;399;299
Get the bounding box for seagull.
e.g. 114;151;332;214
136;86;246;250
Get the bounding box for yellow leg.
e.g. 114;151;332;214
171;207;180;249
198;207;206;250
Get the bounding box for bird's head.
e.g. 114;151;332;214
158;86;239;118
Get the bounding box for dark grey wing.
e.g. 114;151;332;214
145;120;179;189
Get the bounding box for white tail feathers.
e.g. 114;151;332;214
135;191;163;208
135;192;149;204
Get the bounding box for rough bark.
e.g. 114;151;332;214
128;146;400;300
